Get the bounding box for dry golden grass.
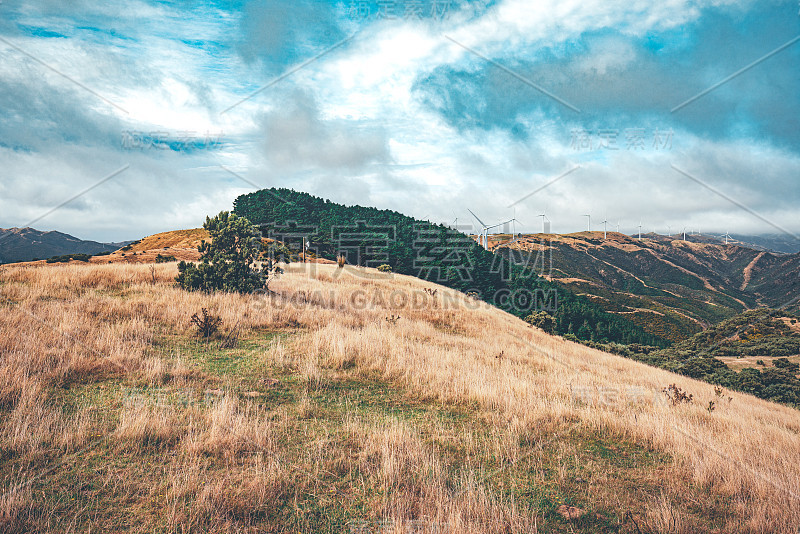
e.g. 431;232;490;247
0;261;799;532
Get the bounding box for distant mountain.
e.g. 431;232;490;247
728;233;800;255
0;227;131;264
495;232;800;342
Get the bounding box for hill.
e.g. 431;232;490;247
729;233;800;254
233;189;667;347
0;227;129;264
628;309;800;408
1;260;799;532
494;232;800;342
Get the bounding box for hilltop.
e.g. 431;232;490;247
494;232;800;342
1;260;799;532
233;189;667;348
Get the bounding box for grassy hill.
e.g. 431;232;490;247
233;189;667;348
1;261;800;532
495;232;800;342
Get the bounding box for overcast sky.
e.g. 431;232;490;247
1;0;798;241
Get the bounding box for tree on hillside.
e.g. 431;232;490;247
176;211;266;293
524;311;556;334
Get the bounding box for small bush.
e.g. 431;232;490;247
337;255;346;268
663;384;693;406
155;254;177;263
190;308;222;339
774;358;799;372
377;264;392;273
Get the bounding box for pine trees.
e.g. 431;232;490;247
176;211;266;293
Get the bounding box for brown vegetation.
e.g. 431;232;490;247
0;261;799;532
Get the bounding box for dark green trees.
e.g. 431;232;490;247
176;211;266;293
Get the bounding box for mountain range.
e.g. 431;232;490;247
0;227;131;264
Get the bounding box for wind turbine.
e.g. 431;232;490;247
721;231;733;245
616;220;620;233
468;209;514;250
468;209;489;249
683;227;686;241
583;214;591;232
638;222;643;240
538;212;551;234
485;218;516;248
601;219;608;239
667;225;671;237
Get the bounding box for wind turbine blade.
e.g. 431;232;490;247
467;209;487;228
485;219;515;230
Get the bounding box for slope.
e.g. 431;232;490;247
495;232;800;342
233;188;667;347
1;261;799;532
633;309;800;407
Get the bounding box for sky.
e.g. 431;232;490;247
0;0;798;241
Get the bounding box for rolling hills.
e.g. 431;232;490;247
233;189;667;347
495;232;800;342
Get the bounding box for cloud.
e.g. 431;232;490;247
256;90;392;171
236;0;346;72
0;0;798;242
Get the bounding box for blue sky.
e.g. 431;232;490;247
0;0;798;241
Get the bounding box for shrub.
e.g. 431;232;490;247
337;255;346;268
176;211;265;293
377;264;392;273
190;308;222;339
155;254;177;263
45;253;91;263
524;311;556;334
662;384;693;406
774;358;799;372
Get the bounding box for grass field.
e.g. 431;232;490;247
1;262;799;533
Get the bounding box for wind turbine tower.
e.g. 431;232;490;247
722;231;732;245
468;209;489;249
601;219;608;239
538;212;551;234
583;214;591;232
